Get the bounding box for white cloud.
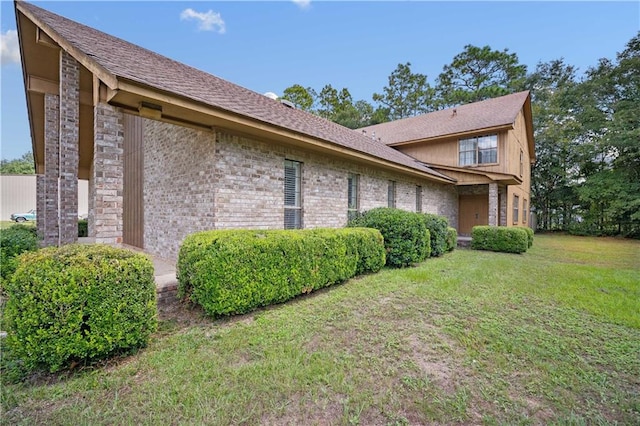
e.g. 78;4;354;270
180;8;226;33
1;30;20;65
292;0;311;10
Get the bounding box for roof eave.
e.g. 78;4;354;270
386;123;515;147
16;1;118;90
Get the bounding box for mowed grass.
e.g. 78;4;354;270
2;234;639;425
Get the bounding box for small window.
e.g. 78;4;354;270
513;194;520;224
523;199;528;224
520;149;524;177
347;173;359;220
459;134;498;166
388;180;396;208
416;185;422;213
284;160;302;229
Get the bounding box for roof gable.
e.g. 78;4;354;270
358;91;531;146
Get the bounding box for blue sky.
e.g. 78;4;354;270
1;1;638;160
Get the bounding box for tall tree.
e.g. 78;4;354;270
436;45;527;107
373;62;435;120
0;151;35;174
572;33;640;235
281;84;316;111
527;59;581;230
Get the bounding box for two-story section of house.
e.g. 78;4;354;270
359;91;535;236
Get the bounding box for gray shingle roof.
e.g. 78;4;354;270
19;1;454;182
358;91;531;145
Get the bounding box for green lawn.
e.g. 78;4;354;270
2;234;639;425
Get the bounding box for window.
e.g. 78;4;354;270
284;160;302;229
388;180;396;208
459;134;498;166
520;149;524;177
523;199;528;224
347;173;359;220
416;185;422;212
513;194;520;224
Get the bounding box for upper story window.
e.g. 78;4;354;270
284;159;302;229
347;173;359;220
459;134;498;166
520;149;524;177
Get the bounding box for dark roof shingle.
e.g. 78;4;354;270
358;91;531;145
19;1;453;182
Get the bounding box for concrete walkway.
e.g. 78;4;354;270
152;255;179;301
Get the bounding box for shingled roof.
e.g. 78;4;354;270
358;91;531;146
18;1;454;182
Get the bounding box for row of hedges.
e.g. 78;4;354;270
348;208;455;267
471;226;532;254
3;244;157;373
177;228;385;317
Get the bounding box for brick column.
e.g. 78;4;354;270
36;174;45;242
499;186;507;226
43;93;60;246
93;102;124;244
59;51;80;244
488;183;498;227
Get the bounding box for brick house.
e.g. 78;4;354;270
15;2;534;260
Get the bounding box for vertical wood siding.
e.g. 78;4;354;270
123;114;144;248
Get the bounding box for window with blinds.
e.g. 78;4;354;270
347;173;359;220
416;185;422;212
513;194;520;224
284;160;302;229
388;180;396;208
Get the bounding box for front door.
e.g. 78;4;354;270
458;194;488;236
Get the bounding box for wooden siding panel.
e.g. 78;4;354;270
123;114;144;248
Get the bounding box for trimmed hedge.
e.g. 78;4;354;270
422;213;449;257
471;226;529;254
445;227;457;252
177;228;385;317
4;244;157;372
518;226;534;248
349;208;430;268
0;224;38;284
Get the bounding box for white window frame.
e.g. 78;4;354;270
347;173;359;220
388;180;396;208
459;134;498;166
284;159;302;229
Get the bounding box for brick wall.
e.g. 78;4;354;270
143;120;217;257
141;120;459;260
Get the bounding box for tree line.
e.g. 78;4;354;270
281;35;639;237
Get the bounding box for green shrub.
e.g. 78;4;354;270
177;228;385;317
471;226;529;254
445;227;457;252
422;213;449;257
349;208;430;267
4;244;157;372
518;226;534;248
78;219;88;237
0;224;39;284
